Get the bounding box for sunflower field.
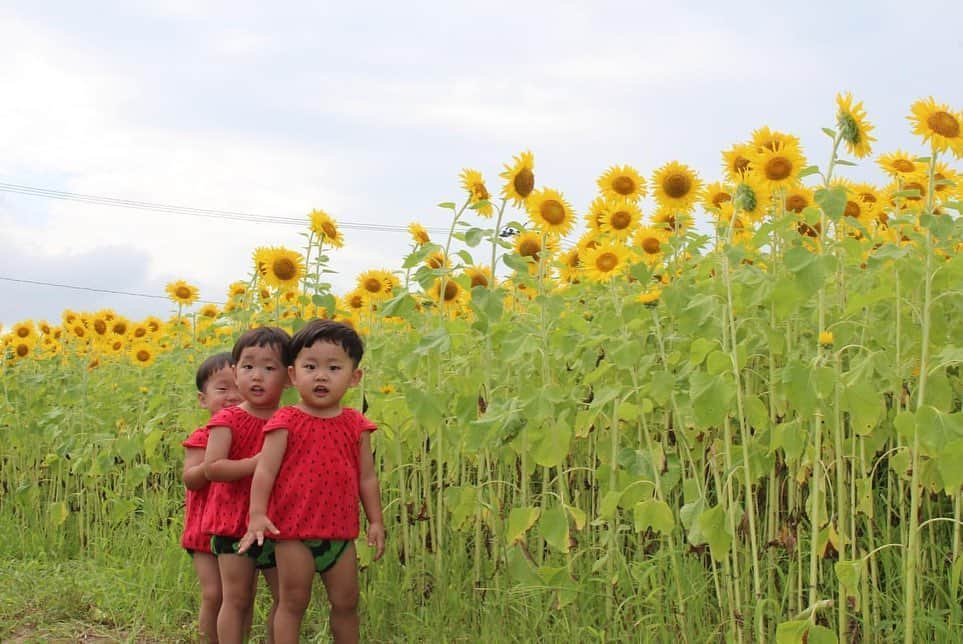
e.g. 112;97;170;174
2;95;963;642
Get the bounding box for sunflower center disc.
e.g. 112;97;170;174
519;239;541;258
611;210;632;229
94;320;107;334
322;223;338;239
273;258;297;280
540;200;566;225
928;111;960;138
664;173;691;199
176;287;192;299
514;169;534;198
713;193;731;208
443;281;458;301
613;176;635;195
17;344;29;357
596;253;618;272
642;237;661;255
470;272;488;288
137;350;150;362
786;195;808;213
364;278;383;293
844;201;861;218
734;156;750;174
903;182;924;200
765;157;793;181
473;183;490;201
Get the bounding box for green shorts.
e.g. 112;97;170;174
304;539;350;574
210;534;277;570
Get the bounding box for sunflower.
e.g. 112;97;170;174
908;97;963;157
599;199;642;240
877;150;919;178
583;197;607;232
651;206;693;234
144;316;164;334
513;230;559;264
914;161;960;199
357;269;397;301
11;322;37;345
309;209;345;247
701;182;733;215
68;318;89;341
633;226;669;267
130;343;156;368
784;186;815;214
556;248;581;284
227;281;248;298
751;126;801;153
424;250;449;270
651;161;702;212
260;247;305;289
581;242;630;283
198;304;220;319
62;310;81;328
576;231;602;255
500;150;535;206
90;311;111;338
166;280;200;306
836;92;876;159
131;323;149;340
748;140;806;192
342;290;368;313
429;277;469;309
460;169;494;217
10;341;33;361
526;188;575;236
408;222;431;245
37;320;53;335
597;164;646;202
722;142;754;182
638;288;662;306
463;265;492;289
850;183;883;223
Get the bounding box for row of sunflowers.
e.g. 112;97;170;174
2;94;962;368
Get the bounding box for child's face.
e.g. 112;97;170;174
198;366;243;414
235;343;288;409
288;341;362;416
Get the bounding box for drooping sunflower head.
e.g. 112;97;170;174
836;92;876;159
166;280;200;306
260;247;305;290
908;96;963;157
749;140;806;192
722;142;754;182
556;248;581;284
527;188;575;236
357;269;397;301
460;169;494;217
500;150;535;206
877;150;919;178
637;288;662;307
227;281;248;299
408;222;431;245
652;161;702;212
599;199;642;240
581;242;630;283
849;183;883;222
309;209;345;248
424;250;449;270
429;277;469;309
597;164;646;202
198;304;219;319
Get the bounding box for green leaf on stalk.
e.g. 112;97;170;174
835;559;861;599
599;490;621;520
532;418;571;468
812;366;836;399
648;372;675;406
469;199;491;211
380;292;416;318
565;504;587;531
634;499;674;535
815;186;847;221
745;395;769;432
891;189;921;200
698;504;732;562
775;620;809;643
455;249;474;265
539;506;571;553
688;337;716;365
689;372;735;429
502;252;530;273
842;380;883;435
464;227;485;246
505;507;541;545
835;159;857;166
437;201;456;210
506;544;542;585
821;127;837;139
706;350;731;376
798;165;820;178
935;439;963;495
807;625;839;644
783;246;816;273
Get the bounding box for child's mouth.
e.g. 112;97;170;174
314;386;329;396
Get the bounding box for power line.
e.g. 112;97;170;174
0;182;452;235
0;276;225;305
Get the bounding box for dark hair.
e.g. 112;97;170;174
195;352;235;391
232;326;292;366
290;319;364;367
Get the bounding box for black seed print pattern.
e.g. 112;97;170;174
262;406;377;540
200;407;267;537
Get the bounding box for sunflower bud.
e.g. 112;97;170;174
818;331;834;347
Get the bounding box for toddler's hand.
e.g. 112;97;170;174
367;522;386;561
238;513;279;553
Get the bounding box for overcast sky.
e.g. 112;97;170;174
2;0;962;329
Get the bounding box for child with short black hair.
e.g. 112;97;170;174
240;319;385;644
182;352;242;643
203;326;291;643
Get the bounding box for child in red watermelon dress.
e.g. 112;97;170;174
182;352;243;643
240;319;385;644
203;327;290;644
